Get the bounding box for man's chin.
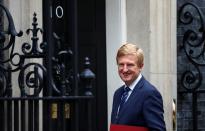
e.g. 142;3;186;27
123;79;131;83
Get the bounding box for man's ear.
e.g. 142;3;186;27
139;63;144;69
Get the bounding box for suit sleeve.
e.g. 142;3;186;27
111;91;117;123
143;90;166;131
111;89;122;123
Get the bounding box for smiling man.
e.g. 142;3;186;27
110;43;166;131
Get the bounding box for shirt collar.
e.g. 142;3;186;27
124;73;142;91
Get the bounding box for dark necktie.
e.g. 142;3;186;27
116;86;130;118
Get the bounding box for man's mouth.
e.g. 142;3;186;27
123;74;130;78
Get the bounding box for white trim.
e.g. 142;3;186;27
120;0;127;43
106;0;125;128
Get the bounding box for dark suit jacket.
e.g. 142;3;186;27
111;76;166;131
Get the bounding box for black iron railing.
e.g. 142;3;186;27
0;3;95;131
178;2;205;130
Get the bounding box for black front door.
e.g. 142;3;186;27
177;1;205;130
43;0;107;131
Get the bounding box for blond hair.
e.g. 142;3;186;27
116;43;144;67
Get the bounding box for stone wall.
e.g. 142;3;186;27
126;0;176;130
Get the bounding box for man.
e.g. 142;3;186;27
111;43;166;130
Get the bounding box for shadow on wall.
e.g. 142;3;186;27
173;99;176;131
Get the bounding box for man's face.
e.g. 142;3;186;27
117;54;143;86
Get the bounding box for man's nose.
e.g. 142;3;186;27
121;65;129;71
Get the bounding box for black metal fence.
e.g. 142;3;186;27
177;2;205;130
0;3;95;131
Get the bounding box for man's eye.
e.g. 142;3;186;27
118;64;124;67
127;64;134;67
118;63;136;69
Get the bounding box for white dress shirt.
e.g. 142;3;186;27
124;73;142;102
